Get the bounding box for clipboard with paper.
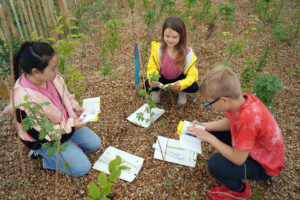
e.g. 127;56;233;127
153;136;197;167
93;146;144;182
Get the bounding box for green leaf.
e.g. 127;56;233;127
98;172;107;186
108;155;121;173
88;182;101;199
102;183;112;196
119;165;130;170
109;169;121;181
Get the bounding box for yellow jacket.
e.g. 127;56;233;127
147;41;198;91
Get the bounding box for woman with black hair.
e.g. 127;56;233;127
2;41;101;177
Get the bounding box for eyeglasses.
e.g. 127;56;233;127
204;96;230;109
204;97;221;109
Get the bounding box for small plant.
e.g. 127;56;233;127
109;72;118;82
252;188;263;200
52;16;87;74
159;120;167;127
65;65;85;103
0;39;22;81
101;60;112;75
138;89;146;97
113;90;118;99
86;155;129;200
271;24;288;41
16;95;67;157
240;48;270;92
104;18;122;58
253;74;282;108
166;178;173;187
219;1;236;28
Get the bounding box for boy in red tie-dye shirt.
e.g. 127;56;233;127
187;65;284;200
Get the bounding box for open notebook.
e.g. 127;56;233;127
153;136;198;167
80;97;100;122
93;146;144;182
177;120;205;154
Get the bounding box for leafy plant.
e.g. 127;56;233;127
253;74;282;108
104;18;122;58
52;16;87;74
138;89;146;97
101;60;112;75
159;120;167;126
109;72;118;82
0;39;22;81
86;155;129;200
271;24;288;41
65;65;85;103
241;49;270;92
219;1;236;28
166;178;173;187
15;95;67;157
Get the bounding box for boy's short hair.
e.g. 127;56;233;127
200;65;242;99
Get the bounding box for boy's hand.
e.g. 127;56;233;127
74;118;86;129
187;125;210;142
74;106;84;117
168;82;180;91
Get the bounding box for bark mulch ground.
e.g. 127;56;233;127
0;0;299;199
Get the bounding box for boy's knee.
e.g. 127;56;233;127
208;154;223;175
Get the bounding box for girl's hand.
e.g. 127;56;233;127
74;106;84;117
149;82;158;88
168;82;180;91
187;125;210;142
74;118;86;129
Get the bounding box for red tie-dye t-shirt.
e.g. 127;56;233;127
226;93;284;176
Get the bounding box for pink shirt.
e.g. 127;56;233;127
160;48;184;80
20;74;69;121
226;93;284;176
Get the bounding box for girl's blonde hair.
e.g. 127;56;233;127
200;65;242;99
161;16;187;72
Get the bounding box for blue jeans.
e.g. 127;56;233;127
36;126;101;177
208;131;271;191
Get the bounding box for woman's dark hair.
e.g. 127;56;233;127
161;16;187;71
13;41;55;82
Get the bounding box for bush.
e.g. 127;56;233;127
253;74;282;108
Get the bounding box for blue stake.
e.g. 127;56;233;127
134;42;140;85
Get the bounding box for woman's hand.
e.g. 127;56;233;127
168;82;180;91
74;106;84;117
74;118;86;129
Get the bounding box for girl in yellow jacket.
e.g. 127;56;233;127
145;16;199;105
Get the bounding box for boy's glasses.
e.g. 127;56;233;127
204;96;230;109
204;97;221;109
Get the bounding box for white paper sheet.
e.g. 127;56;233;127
127;103;164;128
93;146;144;182
179;120;205;154
80;97;100;122
153;136;197;167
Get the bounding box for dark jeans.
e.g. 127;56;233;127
208;131;272;191
144;74;199;93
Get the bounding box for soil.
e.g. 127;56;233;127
0;0;299;199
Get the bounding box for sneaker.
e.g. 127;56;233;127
151;90;161;103
28;150;41;159
177;91;187;105
208;182;252;200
